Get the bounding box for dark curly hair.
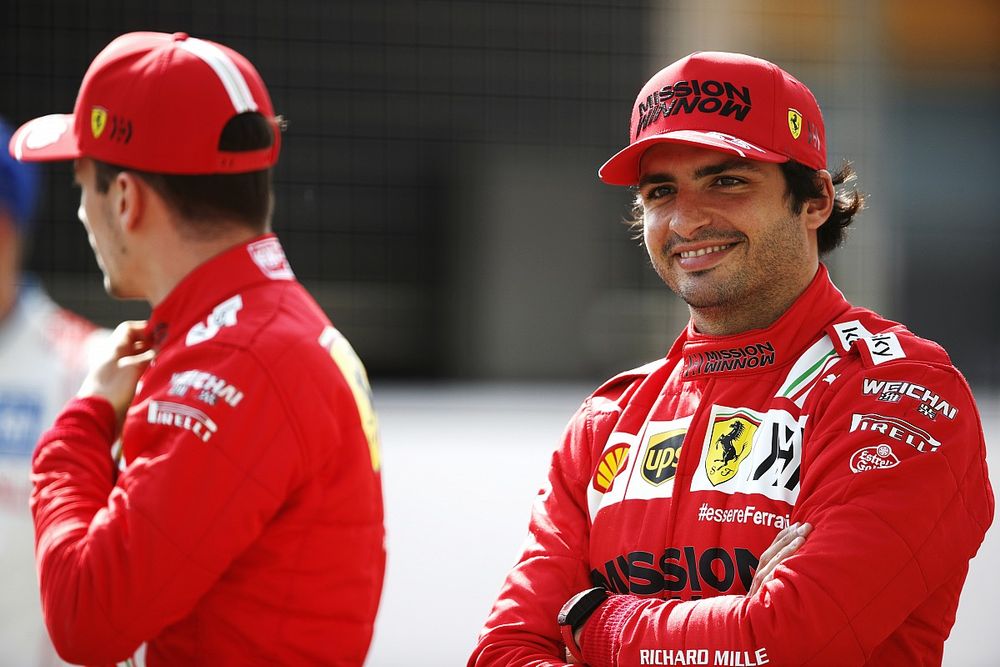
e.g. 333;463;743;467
628;160;865;255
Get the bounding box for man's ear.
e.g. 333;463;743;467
803;170;835;231
113;171;146;233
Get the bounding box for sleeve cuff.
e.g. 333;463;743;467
579;594;648;667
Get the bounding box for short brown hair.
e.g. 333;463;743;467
780;160;864;255
93;112;275;237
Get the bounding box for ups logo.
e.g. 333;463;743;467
641;429;685;486
705;411;759;485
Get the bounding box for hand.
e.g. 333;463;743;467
77;320;155;430
748;521;812;597
567;627;584;664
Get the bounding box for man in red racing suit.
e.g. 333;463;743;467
11;32;384;665
470;52;993;667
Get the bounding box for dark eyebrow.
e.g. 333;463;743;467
638;158;763;188
692;159;762;179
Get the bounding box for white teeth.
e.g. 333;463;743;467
679;244;732;259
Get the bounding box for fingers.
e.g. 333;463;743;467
757;521;802;565
748;522;812;597
109;320;153;361
118;348;156;369
114;319;149;347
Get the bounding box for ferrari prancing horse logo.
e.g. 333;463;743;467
90;107;108;139
706;410;760;485
787;109;803;140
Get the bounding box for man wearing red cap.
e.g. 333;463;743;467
9;32;384;665
470;52;993;666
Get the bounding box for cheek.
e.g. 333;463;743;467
642;209;670;249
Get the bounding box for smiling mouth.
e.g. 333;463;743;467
678;243;735;259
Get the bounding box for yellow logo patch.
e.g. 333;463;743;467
641;429;685;486
787;109;803;140
592;443;629;493
91;107;108;139
705;411;760;486
320;326;381;471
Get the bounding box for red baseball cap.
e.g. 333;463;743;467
599;51;826;185
8;31;280;174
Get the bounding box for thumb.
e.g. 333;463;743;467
118;348;156;369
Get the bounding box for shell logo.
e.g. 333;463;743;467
592;443;630;493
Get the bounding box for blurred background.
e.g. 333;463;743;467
1;0;997;665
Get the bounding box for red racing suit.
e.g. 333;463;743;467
31;235;385;665
470;265;993;667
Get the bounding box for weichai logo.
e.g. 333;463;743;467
636;79;752;138
591;546;759;596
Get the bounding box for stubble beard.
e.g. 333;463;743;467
654;215;811;328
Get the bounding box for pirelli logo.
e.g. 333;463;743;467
147;400;218;442
849;413;940;453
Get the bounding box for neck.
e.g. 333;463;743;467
145;225;261;307
689;292;799;336
689;263;820;337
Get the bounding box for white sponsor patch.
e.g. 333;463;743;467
248;237;294;280
849;413;940;453
861;332;906;366
186;295;243;346
690;405;805;504
832;320;873;351
168;370;244;407
586;416;693;521
850;444;900;473
147;400;218;442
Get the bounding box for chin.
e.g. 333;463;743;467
104;278;140;300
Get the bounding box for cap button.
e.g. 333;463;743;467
172;32;189;42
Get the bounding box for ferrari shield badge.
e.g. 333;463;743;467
787;108;803;139
705;410;760;486
91;107;108;139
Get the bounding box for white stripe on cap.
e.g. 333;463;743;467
178;37;258;113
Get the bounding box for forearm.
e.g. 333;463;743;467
31;396;118;544
30;396;140;662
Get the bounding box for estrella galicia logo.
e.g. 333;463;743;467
706;410;760;486
641;429;684;486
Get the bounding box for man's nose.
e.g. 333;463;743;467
669;190;711;238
